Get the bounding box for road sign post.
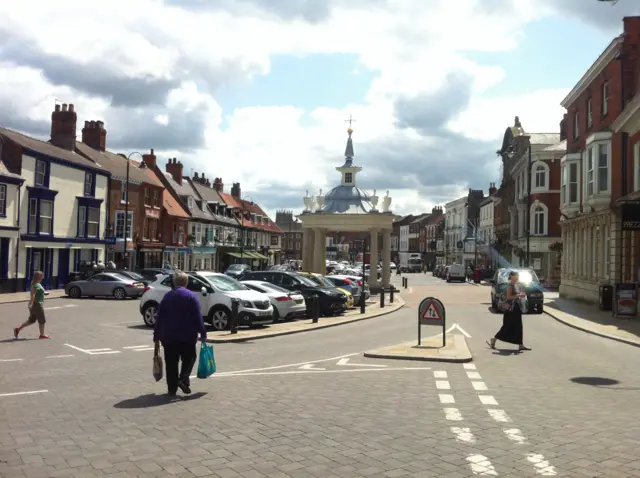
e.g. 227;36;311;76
417;297;446;347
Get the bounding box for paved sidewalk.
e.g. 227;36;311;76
208;295;406;342
0;289;66;304
544;297;640;347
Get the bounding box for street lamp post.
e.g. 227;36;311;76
124;152;145;270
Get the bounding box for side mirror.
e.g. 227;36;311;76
201;286;208;296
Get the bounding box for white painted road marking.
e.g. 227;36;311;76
466;454;498;475
64;344;121;355
466;371;482;380
504;428;527;444
463;363;476;370
446;323;472;337
438;394;455;404
218;352;360;375
434;370;448;378
488;409;511;423
123;345;150;349
0;358;23;362
527;453;557;475
435;380;451;390
191;367;432;379
478;395;498;405
44;304;77;310
132;347;155;352
336;357;386;367
444;408;463;421
451;427;476;444
0;390;48;398
299;364;326;370
472;381;488;391
46;354;74;359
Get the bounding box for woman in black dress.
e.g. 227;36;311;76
487;270;531;351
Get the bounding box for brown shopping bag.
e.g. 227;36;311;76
153;342;163;382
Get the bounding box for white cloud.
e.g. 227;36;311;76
0;0;571;219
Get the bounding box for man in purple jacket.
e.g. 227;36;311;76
153;271;207;396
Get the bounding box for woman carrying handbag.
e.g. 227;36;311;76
487;270;531;352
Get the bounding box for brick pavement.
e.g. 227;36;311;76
1;275;640;477
0;289;66;304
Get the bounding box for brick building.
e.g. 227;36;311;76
559;16;640;301
276;210;303;261
423;207;444;268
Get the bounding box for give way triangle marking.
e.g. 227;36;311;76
337;358;386;368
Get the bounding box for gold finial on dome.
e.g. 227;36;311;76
345;113;356;136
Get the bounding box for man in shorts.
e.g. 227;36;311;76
14;271;50;339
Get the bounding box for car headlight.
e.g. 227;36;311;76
241;300;253;308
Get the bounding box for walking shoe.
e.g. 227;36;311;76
13;327;19;339
39;335;51;339
177;380;192;394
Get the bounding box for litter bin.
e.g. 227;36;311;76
599;284;613;311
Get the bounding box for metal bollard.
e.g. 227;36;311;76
230;298;239;334
390;287;394;303
380;289;385;308
404;277;408;289
312;294;319;323
360;291;366;314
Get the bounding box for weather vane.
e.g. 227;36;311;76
344;113;356;128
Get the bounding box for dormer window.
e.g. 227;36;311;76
188;197;194;209
344;172;353;184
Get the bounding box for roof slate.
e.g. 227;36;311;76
163;190;190;218
76;144;162;186
188;181;239;226
0;127;106;173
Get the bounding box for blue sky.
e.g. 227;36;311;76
217;16;616;120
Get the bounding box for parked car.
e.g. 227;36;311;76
137;268;167;282
446;264;466;283
113;270;150;286
489;268;544;314
238;270;348;316
324;275;363;304
65;272;146;300
225;264;251;278
139;271;273;330
298;272;355;309
241;280;307;321
331;274;370;300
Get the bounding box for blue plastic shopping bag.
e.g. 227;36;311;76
197;342;216;379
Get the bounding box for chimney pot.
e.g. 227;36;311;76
84;121;89;128
69;104;74;112
194;172;199;178
62;103;68;112
55;104;61;112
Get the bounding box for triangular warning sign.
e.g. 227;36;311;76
422;301;442;320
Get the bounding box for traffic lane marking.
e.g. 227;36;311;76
0;389;48;398
189;367;432;379
0;358;23;362
46;354;75;359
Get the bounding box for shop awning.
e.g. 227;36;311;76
252;252;268;260
227;251;256;259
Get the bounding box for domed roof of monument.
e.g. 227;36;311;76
321;125;374;214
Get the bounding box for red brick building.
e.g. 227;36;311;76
559;16;640;301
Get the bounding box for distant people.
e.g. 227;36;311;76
153;271;207;396
14;271;50;340
107;260;116;269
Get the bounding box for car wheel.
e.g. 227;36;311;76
142;303;158;327
210;307;230;331
272;307;281;322
68;286;81;299
113;287;126;300
446;279;451;283
535;306;544;314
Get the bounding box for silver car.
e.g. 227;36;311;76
65;272;146;300
241;280;307;322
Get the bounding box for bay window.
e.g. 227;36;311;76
561;165;566;204
569;163;578;203
26;187;58;235
39;200;53;234
597;143;609;193
87;207;99;237
584;140;610;196
28;198;37;234
586;148;594;196
0;184;6;216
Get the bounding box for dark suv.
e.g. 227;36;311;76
239;271;347;316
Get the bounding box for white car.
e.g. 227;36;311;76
139;271;274;331
241;280;307;322
446;264;466;283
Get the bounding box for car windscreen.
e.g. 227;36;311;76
201;274;248;291
262;283;290;294
297;275;319;287
498;270;539;284
227;264;244;270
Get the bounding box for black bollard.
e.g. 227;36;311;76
390;287;394;303
404;277;408;289
380;288;385;308
360;290;366;314
230;298;239;334
312;294;319;323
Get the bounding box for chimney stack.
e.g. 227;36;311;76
432;206;442;215
50;102;77;151
142;148;157;170
81;119;107;151
166;157;184;185
213;177;224;192
559;114;567;142
231;182;241;199
205;178;211;187
489;182;497;195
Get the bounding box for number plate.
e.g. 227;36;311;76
295;299;304;304
258;311;270;317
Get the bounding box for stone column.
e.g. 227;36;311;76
313;228;324;274
382;228;391;287
368;228;379;287
302;228;314;271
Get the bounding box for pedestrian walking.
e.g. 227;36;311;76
14;271;50;340
153;270;207;396
487;270;531;352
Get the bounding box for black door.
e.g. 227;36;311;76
57;248;70;288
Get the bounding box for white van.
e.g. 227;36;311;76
446;264;466;283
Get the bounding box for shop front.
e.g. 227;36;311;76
163;247;192;271
108;238;136;270
138;245;165;269
190;246;217;271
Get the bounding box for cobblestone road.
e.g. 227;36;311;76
0;275;639;477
